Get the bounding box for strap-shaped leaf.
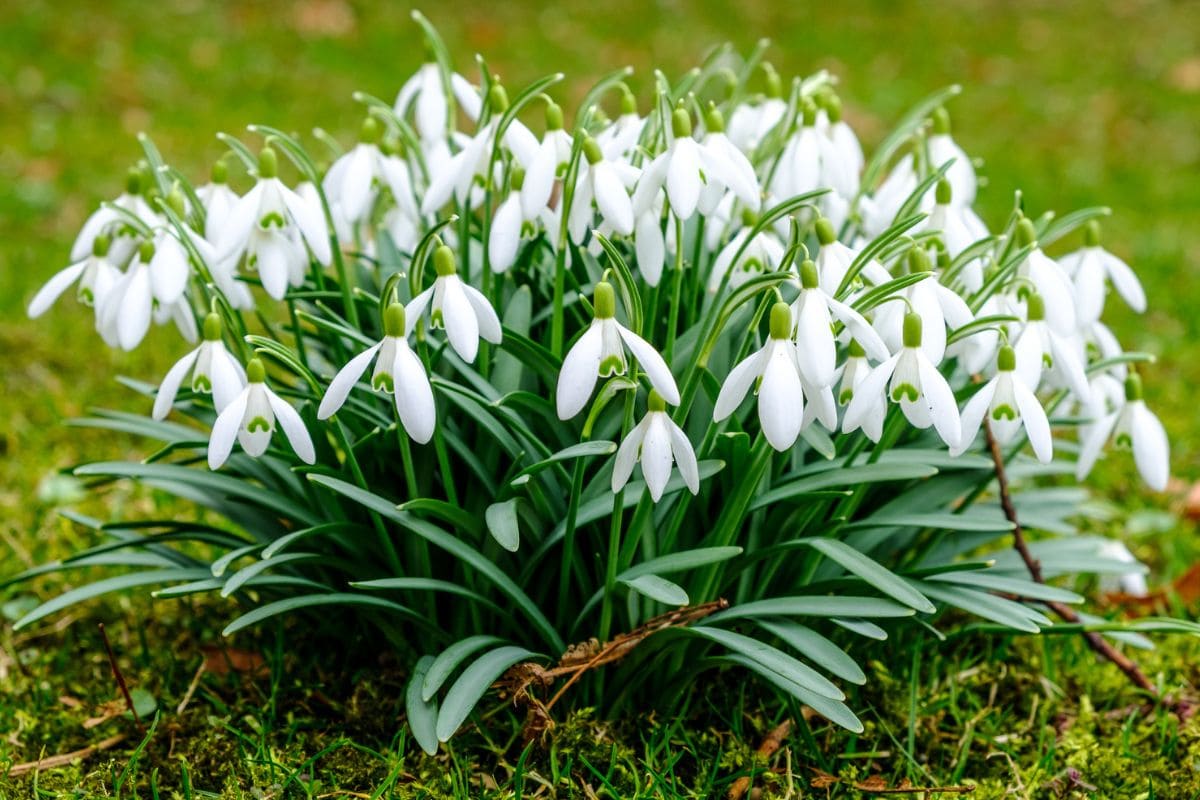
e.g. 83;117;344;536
756;620;866;685
619;574;689;606
688;627;844;701
407;656;440;755
797;538;935;614
485;500;521;552
721;654;863;733
435;646;539;742
708;596;915;624
420;635;506;702
222;592;416;636
15;568;211;629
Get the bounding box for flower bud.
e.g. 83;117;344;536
593;281;616;319
126;166;144;195
815;217;836;245
671;107;693;139
203;312;223;342
619;85;638;116
763;64;782;99
997;344;1016;372
258;146;278;179
906;246;931;274
488;82;510;114
246;358;266;384
799;259;820;290
824;93;843;124
360;116;382;145
1026;292;1046;321
510;166;526;190
847;338;866;358
769;301;792;340
167;182;187;217
433;244;457;277
384;302;406;337
138;240;156;263
801;99;817;127
211;159;228;185
903;311;923;349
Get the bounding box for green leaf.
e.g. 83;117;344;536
222;593;415;636
844;512;1013;533
750;463;938;511
832;618;888;640
406;655;440;755
927;571;1083;604
15;569;211;629
620;547;744;580
687;627;844;701
708;596;915;624
721;654;864;733
435;646;539;741
756;620;866;685
509;441;618;487
493;285;532;394
914;582;1046;633
399;498;484;537
799;539;935;614
421;635;506;702
620;574;689;606
485;500;521;552
127;688;158;721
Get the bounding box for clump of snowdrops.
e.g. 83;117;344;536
16;16;1177;751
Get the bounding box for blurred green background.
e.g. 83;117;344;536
2;0;1197;581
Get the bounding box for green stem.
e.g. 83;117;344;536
337;421;400;576
663;215;686;362
598;390;637;642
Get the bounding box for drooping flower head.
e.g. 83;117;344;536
405;244;502;364
612;389;700;502
153;313;246;420
208;358;316;469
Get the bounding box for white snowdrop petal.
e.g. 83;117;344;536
667;419;700;495
641;416;674;502
488;193;523;273
210;347;246;412
208;389;249;469
843;353;900;433
616;325;679;405
318;342;383;420
152;348;201;420
1012;379;1053;463
757;343;804;451
117;266;154;351
714;347;767;422
393;342;437;444
280;183;332;265
611;418;648;494
441;278;480;362
592;162;634;235
827;296;890;362
521;139;558;218
631;154;669;218
216;183;265;264
916;354;961;448
1131;404;1170;491
1076;412;1118;481
267;390;315;464
635;211;665;286
665;139;701;220
405;287;435;336
951;378;995;457
556;324;603;420
27;261;87;318
461;283;503;344
1102;251;1147;313
256;233;292;300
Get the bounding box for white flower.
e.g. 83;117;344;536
922;179;989;292
837;340;885;441
707;216;786;293
726;66;786;152
952;345;1052;462
611;390;700;502
927;107;976;207
405;245;502;364
557;281;679;420
633;108;754;222
1097;541;1150;598
872;249;973;367
790;258;890;389
520;101;573;217
1059;220;1146;326
814;219;892;296
323;117;418;226
208;358;315;469
96;236;192;352
1076;373;1169;491
28;234;120;318
153;313;246;419
713;302;807;451
215;147;332;300
595;86;646;159
771;101;855;225
844;311;962;448
1011;293;1091;402
394;62;483;144
1013;218;1077;336
569;137;637;239
318;303;436;443
861;147;918;237
487;182;529;274
822;95;865;178
69;168;158;263
196;162;240;244
696;103;761;216
633;192;667;286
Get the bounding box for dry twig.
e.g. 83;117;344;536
7;734;128;777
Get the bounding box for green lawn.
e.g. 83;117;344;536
2;1;1199;796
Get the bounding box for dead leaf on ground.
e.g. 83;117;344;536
200;646;268;677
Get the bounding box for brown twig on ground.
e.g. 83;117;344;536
983;420;1160;699
98;623;144;732
501;600;728;740
727;719;794;800
7;733;128;777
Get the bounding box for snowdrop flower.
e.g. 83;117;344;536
69;166;159;264
1097;541;1150;598
952;345;1052;462
556;281;679;420
421;83;540;215
633;192;667;286
1076;372;1169;491
207;358;315;469
611;390;700;502
837;340;884;441
196;160;240;244
861;144;919;238
633;108;754;223
820;94;864;179
322;117;418;227
927;107;976;208
773;101;855;225
726;65;787;152
595;86;646;160
707;211;786;292
568;138;636;240
394;62;482;144
1059;220;1146;327
488;169;533;273
28;234;121;318
1013;218;1076;336
872;248;973;366
697;103;761;216
318;303;436;443
1011;292;1091;402
790;258;890;389
844;312;962;448
153;313;246;419
814;218;892;296
923;179;988;291
521;101;573;217
215;147;332;300
713;302;807;451
96;237;191;351
405;245;502;363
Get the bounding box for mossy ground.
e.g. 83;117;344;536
3;0;1200;796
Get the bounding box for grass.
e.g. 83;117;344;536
2;0;1199;795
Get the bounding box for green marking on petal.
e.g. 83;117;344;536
192;375;213;393
891;383;919;403
247;416;271;433
372;373;395;393
839;388;854;405
599;354;626;378
991;404;1017;421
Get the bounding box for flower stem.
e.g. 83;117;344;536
598;390;636;642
